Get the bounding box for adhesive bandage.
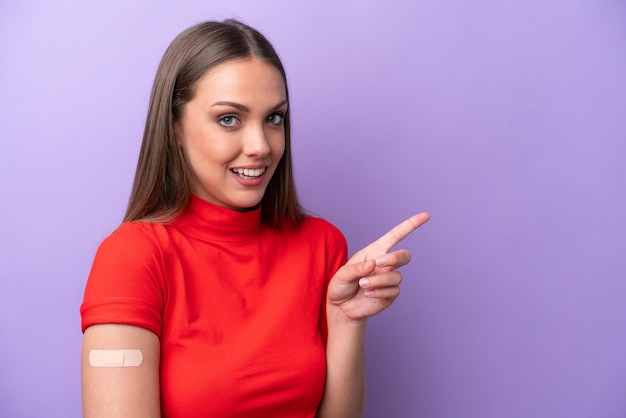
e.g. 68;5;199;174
88;349;143;367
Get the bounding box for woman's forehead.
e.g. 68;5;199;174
192;58;287;106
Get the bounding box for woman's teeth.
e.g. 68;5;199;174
232;167;266;178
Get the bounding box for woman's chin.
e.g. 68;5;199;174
218;194;265;212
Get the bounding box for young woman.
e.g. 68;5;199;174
80;19;429;418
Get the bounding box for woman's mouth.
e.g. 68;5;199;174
230;167;266;179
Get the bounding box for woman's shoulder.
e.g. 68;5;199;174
296;215;348;268
297;215;347;248
95;221;167;260
300;215;342;234
102;221;158;243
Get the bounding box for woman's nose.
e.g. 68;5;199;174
242;124;271;157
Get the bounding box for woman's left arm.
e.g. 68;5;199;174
316;213;430;418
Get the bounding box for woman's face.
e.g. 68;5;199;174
175;57;287;210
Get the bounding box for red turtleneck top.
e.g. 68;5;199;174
80;196;348;418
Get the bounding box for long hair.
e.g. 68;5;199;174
123;19;304;228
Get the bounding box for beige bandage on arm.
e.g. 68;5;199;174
88;349;143;367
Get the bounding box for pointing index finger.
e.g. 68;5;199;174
373;212;430;253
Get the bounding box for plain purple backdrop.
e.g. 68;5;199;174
1;1;625;417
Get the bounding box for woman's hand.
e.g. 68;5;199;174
326;212;430;321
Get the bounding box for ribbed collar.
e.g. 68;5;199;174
174;195;262;242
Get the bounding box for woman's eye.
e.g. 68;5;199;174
218;116;239;127
267;113;284;125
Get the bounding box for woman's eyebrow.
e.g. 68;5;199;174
270;100;288;111
211;100;288;113
212;101;249;112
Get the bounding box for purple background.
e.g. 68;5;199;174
1;1;625;417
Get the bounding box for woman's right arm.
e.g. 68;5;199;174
82;324;161;418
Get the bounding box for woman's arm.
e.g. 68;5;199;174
316;277;369;418
82;324;160;418
317;213;430;418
